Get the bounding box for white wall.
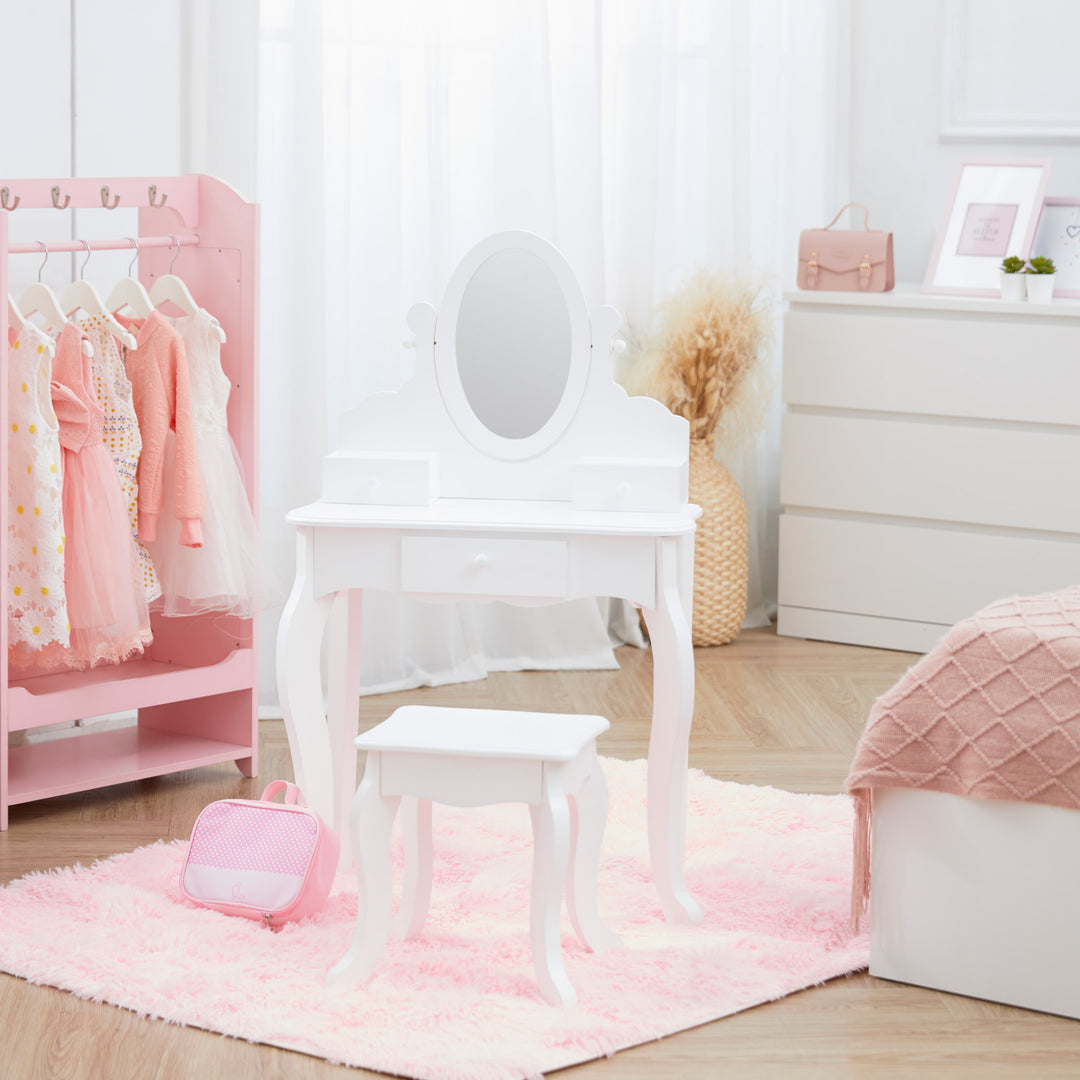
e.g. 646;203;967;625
0;0;185;294
848;0;1080;284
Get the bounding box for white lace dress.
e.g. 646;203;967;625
6;321;71;658
146;309;260;617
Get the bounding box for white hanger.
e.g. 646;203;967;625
19;243;70;335
106;237;154;318
62;241;138;350
7;294;56;363
149;234;226;344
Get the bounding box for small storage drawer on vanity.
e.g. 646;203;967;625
778;288;1080;654
401;536;569;598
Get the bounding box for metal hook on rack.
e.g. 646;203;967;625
78;239;92;279
126;237;140;276
51;185;71;210
168;234;181;274
1;186;19;210
36;241;49;282
148;184;168;209
100;185;120;210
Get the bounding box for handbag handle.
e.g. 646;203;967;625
260;780;306;806
823;202;872;232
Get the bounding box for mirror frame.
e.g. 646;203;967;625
433;231;591;462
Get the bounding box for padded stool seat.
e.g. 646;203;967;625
326;706;621;1005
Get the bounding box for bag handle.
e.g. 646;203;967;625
823;202;872;232
260;780;306;806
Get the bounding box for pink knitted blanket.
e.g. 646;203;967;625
845;586;1080;929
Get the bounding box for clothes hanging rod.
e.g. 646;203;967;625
5;234;199;255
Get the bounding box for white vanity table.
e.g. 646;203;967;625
276;232;703;923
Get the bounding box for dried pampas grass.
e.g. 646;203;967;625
622;270;774;455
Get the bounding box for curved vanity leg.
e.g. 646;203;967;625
276;526;337;828
327;753;401;987
393;796;434;939
566;752;622;952
641;535;703;925
529;768;577;1006
327;589;364;868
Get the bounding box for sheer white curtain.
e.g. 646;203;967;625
227;0;848;705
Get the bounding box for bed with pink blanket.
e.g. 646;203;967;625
845;586;1080;930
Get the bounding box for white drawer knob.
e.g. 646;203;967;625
366;477;380;490
473;553;491;568
616;482;632;498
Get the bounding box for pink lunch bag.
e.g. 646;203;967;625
180;780;339;929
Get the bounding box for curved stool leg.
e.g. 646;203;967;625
326;754;400;987
566;754;622;952
529;769;576;1006
393;796;433;939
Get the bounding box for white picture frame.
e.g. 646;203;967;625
1030;197;1080;298
923;158;1052;297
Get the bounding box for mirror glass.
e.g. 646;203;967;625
454;249;572;440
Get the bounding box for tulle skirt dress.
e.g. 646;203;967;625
148;428;261;617
62;441;153;666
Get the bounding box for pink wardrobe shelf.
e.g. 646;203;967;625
7;725;253;807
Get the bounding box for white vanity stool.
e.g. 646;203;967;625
326;706;622;1006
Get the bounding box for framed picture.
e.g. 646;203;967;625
1031;197;1080;298
923;158;1052;297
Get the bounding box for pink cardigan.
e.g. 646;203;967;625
117;311;205;547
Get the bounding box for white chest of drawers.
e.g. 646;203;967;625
777;287;1080;653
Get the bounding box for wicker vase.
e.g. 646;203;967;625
688;437;748;646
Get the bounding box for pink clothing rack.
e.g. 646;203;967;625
0;175;260;829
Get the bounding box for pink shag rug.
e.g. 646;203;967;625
0;759;867;1079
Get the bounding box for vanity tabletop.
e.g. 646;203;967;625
287;497;701;536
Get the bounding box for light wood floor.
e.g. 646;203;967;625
2;626;1080;1079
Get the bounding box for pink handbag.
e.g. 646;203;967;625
797;203;894;292
180;781;339;929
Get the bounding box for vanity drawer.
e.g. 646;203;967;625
322;450;439;505
400;536;569;598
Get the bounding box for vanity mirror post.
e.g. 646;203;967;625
277;231;704;923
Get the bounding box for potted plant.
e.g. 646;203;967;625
999;255;1026;301
1025;255;1057;304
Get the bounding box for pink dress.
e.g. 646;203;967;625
50;323;152;668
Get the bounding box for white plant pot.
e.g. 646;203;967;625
1000;272;1026;301
1025;273;1056;304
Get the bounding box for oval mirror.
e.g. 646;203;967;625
453;248;573;441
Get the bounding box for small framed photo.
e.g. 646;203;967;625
923;158;1052;297
1031;197;1080;298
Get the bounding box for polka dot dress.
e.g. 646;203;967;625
6;322;70;652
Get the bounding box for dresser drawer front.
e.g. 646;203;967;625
783;309;1080;426
781;412;1080;533
400;536;568;598
779;513;1080;628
